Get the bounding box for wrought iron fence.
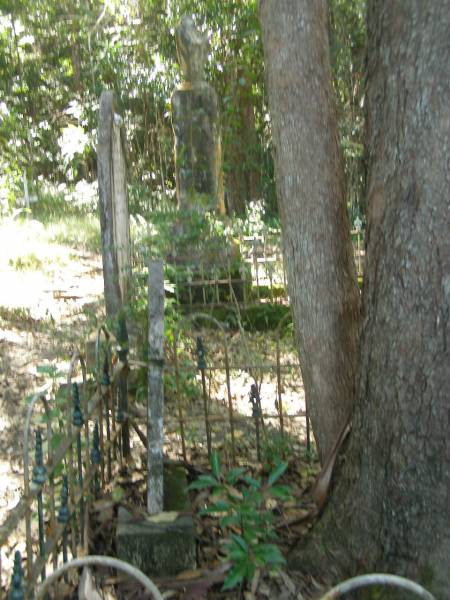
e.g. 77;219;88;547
0;325;128;598
161;312;310;466
169;229;364;310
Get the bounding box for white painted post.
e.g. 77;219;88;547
147;259;165;514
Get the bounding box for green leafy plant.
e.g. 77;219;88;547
189;451;291;591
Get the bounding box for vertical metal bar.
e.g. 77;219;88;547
32;430;47;582
91;422;101;495
357;231;362;277
37;494;45;582
72;383;84;547
201;369;211;460
200;264;206;305
111;382;117;462
275;338;285;439
249;385;261;462
214;270;220;304
224;344;236;465
173;334;187;463
65;380;77;558
99;389;105;488
227;254;233;303
115;385;124;465
253;238;260;299
196;337;211;460
118;355;130;460
102;359;112;481
58;475;69;583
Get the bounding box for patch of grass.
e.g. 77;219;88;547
44;214;100;253
0;305;33;325
8;252;44;271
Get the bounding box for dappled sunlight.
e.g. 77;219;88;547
0;218;103;321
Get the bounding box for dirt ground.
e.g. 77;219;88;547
0;217;105;580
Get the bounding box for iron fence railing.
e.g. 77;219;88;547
0;325;128;599
167;229;365;309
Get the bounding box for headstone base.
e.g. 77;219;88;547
116;464;196;577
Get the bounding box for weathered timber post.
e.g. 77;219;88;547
147;259;165;513
97;90;131;458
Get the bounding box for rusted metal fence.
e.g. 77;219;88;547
170;229;364;309
162;312;310;466
0;325;129;599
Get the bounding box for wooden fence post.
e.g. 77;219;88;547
97;89;131;457
147;259;165;514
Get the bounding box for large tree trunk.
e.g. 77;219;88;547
260;0;361;462
288;1;450;596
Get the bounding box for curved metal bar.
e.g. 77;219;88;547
35;555;164;600
95;325;111;386
23;387;52;580
319;573;435;600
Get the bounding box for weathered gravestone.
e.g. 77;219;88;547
171;16;224;213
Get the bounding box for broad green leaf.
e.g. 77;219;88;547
269;484;292;499
222;562;246;591
268;461;288;486
253;543;286;566
231;534;248;553
241;475;261;489
225;467;246;485
200;500;229;515
187;475;218;490
211;450;221;479
220;514;239;529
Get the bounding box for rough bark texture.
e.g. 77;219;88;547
260;0;361;462
289;2;450;596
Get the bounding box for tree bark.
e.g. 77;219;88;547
287;1;450;596
260;0;361;462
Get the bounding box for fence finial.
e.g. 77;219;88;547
32;430;47;486
9;550;24;600
72;383;84;427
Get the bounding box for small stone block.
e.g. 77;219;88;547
116;508;196;577
116;463;196;577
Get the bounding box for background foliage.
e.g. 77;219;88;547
0;0;365;221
